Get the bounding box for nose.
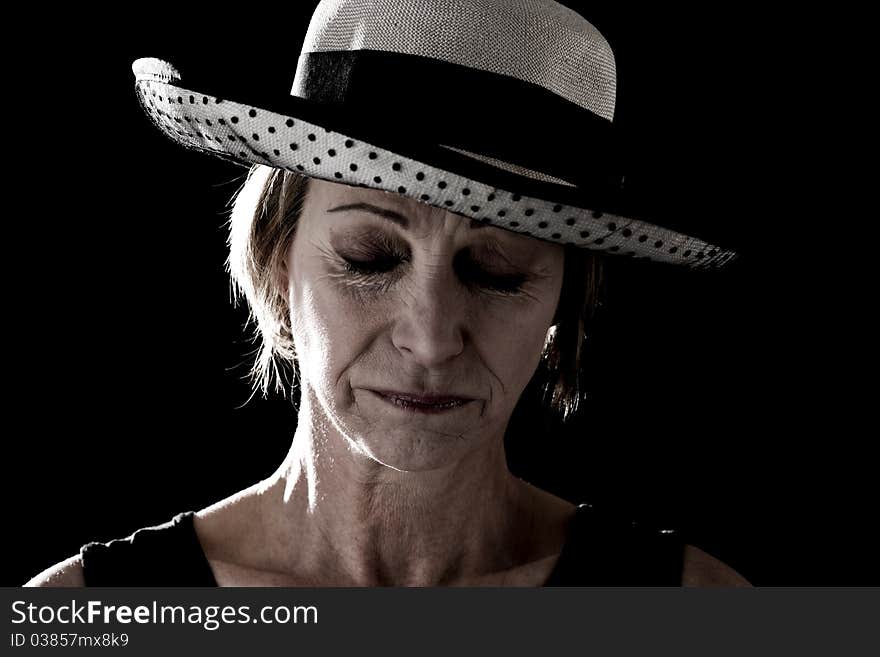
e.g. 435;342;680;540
391;266;466;368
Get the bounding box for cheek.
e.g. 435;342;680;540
288;267;381;387
477;304;553;389
471;273;561;398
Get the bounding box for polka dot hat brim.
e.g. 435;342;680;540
132;53;737;269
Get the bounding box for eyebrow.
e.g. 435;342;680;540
326;202;488;230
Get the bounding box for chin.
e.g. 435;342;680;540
355;425;478;473
332;388;483;470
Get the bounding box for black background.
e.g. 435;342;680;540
7;3;872;586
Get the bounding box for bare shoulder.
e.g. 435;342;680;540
682;544;752;587
24;554;85;588
193;486;266;560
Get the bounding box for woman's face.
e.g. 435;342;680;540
285;179;564;471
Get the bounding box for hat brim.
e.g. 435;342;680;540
133;58;737;269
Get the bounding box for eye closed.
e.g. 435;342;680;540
341;253;404;276
336;248;529;296
453;253;528;294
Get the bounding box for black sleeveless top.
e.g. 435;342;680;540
80;504;685;586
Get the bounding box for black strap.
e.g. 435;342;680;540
80;512;217;587
543;503;684;586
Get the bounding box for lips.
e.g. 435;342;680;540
379;392;471;404
369;390;474;413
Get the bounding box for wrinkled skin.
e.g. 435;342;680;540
284;178;564;473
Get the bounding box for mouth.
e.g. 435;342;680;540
368;390;474;414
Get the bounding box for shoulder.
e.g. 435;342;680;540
682;543;751;587
24;554;85;587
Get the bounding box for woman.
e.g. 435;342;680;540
28;0;748;587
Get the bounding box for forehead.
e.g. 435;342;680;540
304;178;544;249
307;178;467;224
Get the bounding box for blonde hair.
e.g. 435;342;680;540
226;164;604;421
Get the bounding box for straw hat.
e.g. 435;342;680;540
132;0;737;268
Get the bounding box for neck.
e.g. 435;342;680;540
254;385;544;586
